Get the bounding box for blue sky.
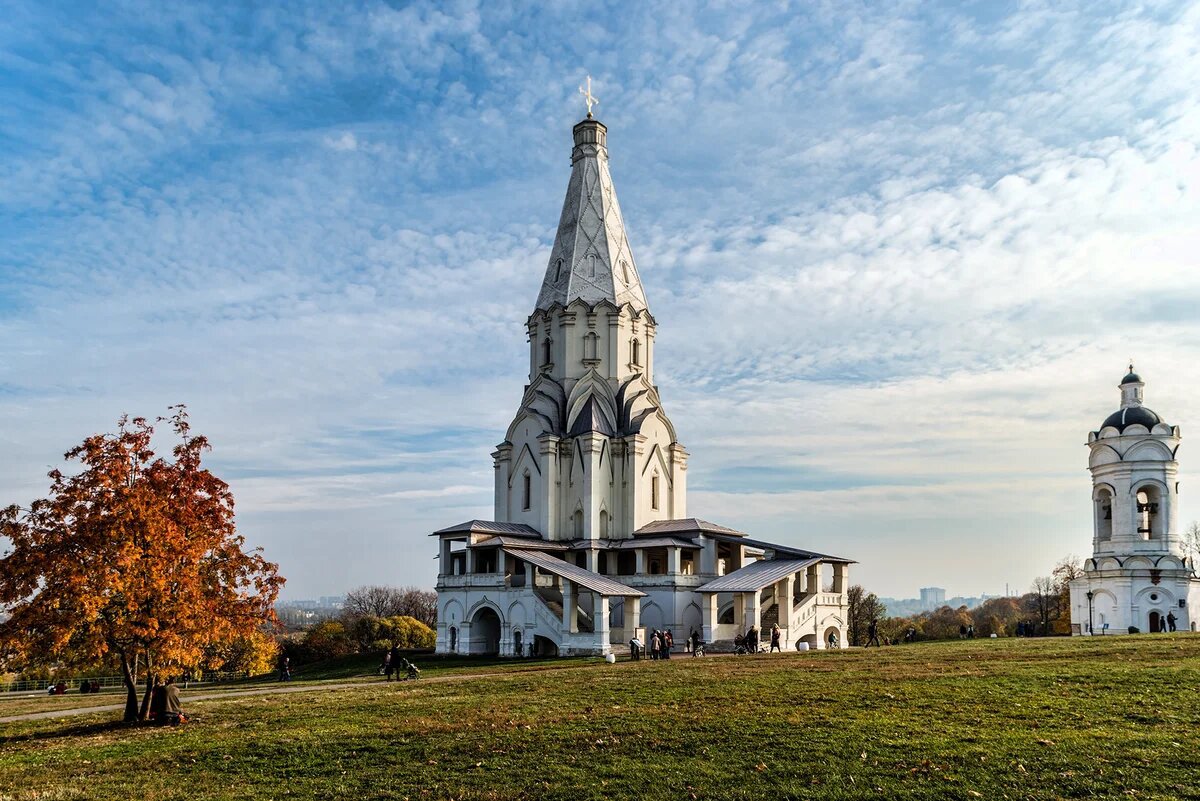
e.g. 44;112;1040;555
3;1;1200;600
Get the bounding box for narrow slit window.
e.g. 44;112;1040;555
651;474;659;510
522;473;531;510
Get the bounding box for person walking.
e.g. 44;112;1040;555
382;649;393;681
1168;612;1178;632
388;644;402;681
967;623;975;639
278;655;291;682
689;629;700;656
650;630;661;660
770;624;782;653
867;619;881;648
748;625;760;654
663;629;673;659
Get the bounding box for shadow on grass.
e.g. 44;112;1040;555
0;718;140;746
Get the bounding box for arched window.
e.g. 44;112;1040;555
621;260;631;284
583;331;598;362
554;258;563;282
1136;486;1162;539
449;626;458;653
631;338;641;366
599;509;609;537
574;509;584;538
522;473;531;511
586;252;598;278
1095;489;1113;542
542;337;552;366
512;629;523;657
651;474;660;510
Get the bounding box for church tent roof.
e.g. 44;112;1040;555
503;548;645;597
696;558;820;594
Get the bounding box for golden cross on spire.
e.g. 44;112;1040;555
579;75;599;118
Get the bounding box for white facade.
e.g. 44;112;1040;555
433;114;853;657
1070;368;1200;635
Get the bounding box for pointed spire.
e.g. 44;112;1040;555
535;116;649;313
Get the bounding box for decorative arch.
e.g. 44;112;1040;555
1126;441;1174;462
442;599;464;628
640;601;664;633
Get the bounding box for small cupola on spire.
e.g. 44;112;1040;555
1098;364;1166;433
534;83;649;314
1120;363;1145;409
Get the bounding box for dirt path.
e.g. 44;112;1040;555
0;671;513;724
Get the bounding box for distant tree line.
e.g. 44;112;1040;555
847;556;1084;645
284;585;438;663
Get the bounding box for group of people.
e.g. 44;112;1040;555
380;645;420;680
45;679;101;695
630;628;711;660
737;624;787;653
147;677;186;725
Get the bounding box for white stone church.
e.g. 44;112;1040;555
1070;367;1200;634
432;112;853;657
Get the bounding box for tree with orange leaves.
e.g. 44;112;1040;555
0;407;283;722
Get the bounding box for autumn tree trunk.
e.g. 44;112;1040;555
139;651;156;721
120;651;139;723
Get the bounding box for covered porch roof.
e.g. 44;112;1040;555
503;548;645;597
696;558;819;594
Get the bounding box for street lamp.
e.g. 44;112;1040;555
1086;590;1095;636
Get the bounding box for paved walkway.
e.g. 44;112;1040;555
0;672;504;724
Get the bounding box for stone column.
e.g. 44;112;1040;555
666;547;681;575
493;445;512;521
537;434;560;539
702;593;717;642
744;591;762;633
668;443;688;518
834;563;849;594
464;548;475;575
585;549;599;573
626;596;641;639
597;594;610;652
563;581;576;633
439;539;452;576
577;432;606;540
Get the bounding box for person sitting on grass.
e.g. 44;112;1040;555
160;678;186;725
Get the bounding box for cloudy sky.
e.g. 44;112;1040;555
3;1;1199;601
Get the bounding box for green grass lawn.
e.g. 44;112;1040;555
1;635;1198;800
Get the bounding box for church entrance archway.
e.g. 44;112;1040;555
469;607;501;655
1149;611;1163;633
823;626;842;649
532;635;558;657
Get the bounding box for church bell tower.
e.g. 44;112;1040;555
1071;366;1199;634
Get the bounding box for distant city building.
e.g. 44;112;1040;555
1070;367;1200;634
919;587;946;610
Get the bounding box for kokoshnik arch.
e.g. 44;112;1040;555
431;110;854;657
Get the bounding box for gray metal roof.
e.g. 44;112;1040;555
432;520;541;537
634;518;748;539
475;536;569;551
503;548;645;597
615;537;699;550
696;558;819;593
705;532;854;564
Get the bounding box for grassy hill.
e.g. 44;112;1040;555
1;635;1198;800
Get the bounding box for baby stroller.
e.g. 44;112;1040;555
399;658;421;681
733;633;752;655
